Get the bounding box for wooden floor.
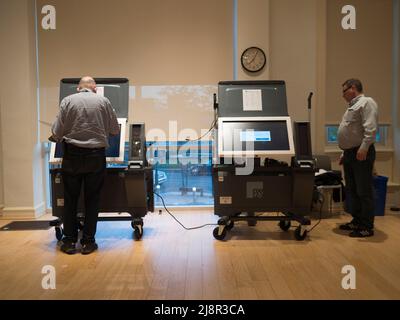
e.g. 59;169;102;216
0;209;400;300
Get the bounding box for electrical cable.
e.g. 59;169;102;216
154;192;218;230
155;190;325;233
184;118;217;142
307;190;325;232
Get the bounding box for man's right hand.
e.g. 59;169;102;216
339;154;344;166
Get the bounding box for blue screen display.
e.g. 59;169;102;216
240;131;271;142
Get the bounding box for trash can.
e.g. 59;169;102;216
373;175;388;216
344;175;388;216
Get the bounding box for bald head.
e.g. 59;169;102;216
78;76;96;92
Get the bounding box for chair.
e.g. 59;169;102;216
313;155;343;214
313;154;332;171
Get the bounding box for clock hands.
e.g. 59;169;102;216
248;50;259;64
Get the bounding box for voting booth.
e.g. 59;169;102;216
212;81;315;241
49;78;154;241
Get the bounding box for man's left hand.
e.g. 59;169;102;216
356;148;368;161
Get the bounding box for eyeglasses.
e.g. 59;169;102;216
342;86;352;94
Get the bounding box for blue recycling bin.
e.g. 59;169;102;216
344;175;388;216
373;175;388;216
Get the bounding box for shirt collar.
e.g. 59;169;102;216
78;88;93;93
349;94;364;107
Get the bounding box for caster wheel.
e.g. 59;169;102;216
133;225;143;240
294;226;308;241
213;226;227;240
55;226;63;241
225;220;234;230
279;220;291;232
131;220;144;229
247;219;257;227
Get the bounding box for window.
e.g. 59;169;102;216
326;126;339;144
325;124;389;146
148;141;213;207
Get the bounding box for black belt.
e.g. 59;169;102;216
63;142;105;155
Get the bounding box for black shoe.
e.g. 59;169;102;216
339;222;359;231
81;242;98;255
349;228;374;238
60;241;77;255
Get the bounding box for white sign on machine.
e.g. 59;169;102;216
242;89;262;111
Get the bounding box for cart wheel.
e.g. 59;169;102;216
213;226;227;241
133;225;143;240
279;220;291;232
226;220;234;230
131;220;144;229
55;226;63;241
294;226;308;241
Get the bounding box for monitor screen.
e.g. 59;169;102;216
240;130;271;142
218;116;294;157
49;118;126;163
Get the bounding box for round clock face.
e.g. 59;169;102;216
241;47;266;73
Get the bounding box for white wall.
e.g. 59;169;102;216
0;0;398;215
237;0;270;80
0;0;46;218
0;100;3;210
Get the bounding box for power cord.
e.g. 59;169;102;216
154;192;218;230
308;189;325;233
154;189;325;233
185;118;217;142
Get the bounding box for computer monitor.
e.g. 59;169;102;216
49;118;127;164
217;116;295;157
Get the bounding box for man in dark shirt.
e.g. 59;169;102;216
51;76;119;254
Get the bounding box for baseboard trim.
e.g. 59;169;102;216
1;202;46;219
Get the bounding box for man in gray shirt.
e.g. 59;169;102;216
51;76;119;254
337;78;378;237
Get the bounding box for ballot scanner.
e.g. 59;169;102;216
49;78;154;241
212;81;315;241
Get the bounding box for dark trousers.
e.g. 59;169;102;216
61;143;106;243
343;145;375;230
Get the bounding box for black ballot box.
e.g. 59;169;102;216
213;165;314;217
211;164;315;241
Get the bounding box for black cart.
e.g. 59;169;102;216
50;166;154;240
212;165;314;241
